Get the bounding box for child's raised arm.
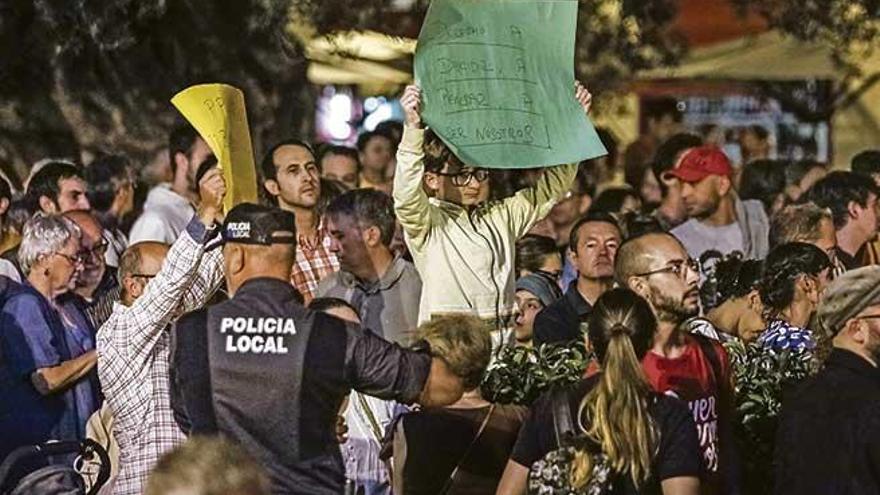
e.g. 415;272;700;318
503;81;593;238
393;85;432;247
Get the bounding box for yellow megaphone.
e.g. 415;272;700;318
171;84;259;212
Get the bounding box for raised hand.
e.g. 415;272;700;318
575;80;593;115
197;166;226;225
401;84;424;129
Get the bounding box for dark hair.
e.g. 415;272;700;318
851;150;880;177
589;187;640;216
759;242;831;315
309;296;358;315
356;130;392;153
325;189;396;246
424;129;457;174
769;202;833;249
194;155;219;188
84;154;132;213
588;287;657;362
569;212;621;250
515;234;560;276
739;159;786;214
651;133;702;195
26;161;84;207
783;159;825;188
805;171;877;229
316;178;347;215
619;212;664;239
259;139;315;183
317;144;359;171
168;124;201;176
643;97;682;124
0;174;11;203
573;162;598;198
374;120;404;143
595;127;619;169
745;125;769;140
715;257;764;304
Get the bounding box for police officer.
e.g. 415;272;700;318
171;203;471;494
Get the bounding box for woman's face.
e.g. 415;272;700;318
514;290;545;345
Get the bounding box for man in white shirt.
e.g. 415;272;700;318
128;125;213;244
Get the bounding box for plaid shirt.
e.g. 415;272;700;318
96;217;223;495
290;221;339;302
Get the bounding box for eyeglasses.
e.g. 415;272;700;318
635;258;700;280
130;273;156;280
857;315;880;321
81;241;108;260
435;169;490;187
54;252;84;266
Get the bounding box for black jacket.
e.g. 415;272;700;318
532;282;591;347
775;348;880;495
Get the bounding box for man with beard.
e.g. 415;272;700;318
775;266;880;495
533;213;620;346
62;210;119;329
130;125;213;244
261;139;339;303
669;146;769;262
616;232;738;495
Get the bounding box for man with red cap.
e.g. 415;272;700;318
668;146;770;262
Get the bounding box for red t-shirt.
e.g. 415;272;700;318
642;334;732;495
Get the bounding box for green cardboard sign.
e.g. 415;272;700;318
415;0;606;169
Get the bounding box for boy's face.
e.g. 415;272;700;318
425;158;490;207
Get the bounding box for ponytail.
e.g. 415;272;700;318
571;324;658;489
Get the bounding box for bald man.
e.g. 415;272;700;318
615;232;738;495
64;210;119;329
97;167;226;495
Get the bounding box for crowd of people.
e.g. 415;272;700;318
1;77;880;495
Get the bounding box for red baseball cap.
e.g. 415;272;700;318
665;146;733;183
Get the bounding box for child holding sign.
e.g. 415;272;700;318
394;83;592;328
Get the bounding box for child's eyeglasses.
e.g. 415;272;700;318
436;169;490;187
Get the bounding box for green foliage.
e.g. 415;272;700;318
731;0;879;74
482;342;591;406
723;338;813;494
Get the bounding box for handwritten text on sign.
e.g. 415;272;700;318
415;0;605;169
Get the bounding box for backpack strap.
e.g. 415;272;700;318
551;387;576;448
692;333;722;390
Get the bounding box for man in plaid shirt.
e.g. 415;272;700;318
96;168;226;495
260;139;339;302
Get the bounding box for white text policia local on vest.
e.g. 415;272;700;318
220;317;297;354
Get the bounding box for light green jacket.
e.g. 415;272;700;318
393;127;577;325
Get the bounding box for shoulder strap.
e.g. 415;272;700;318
438;404;496;495
692;333;722;390
551;387;576;448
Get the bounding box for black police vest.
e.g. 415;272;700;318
205;277;349;494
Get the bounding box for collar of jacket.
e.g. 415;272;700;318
337;255;407;293
826;347;880;383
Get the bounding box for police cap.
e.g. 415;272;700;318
222;203;297;246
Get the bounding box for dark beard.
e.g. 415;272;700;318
648;285;699;324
